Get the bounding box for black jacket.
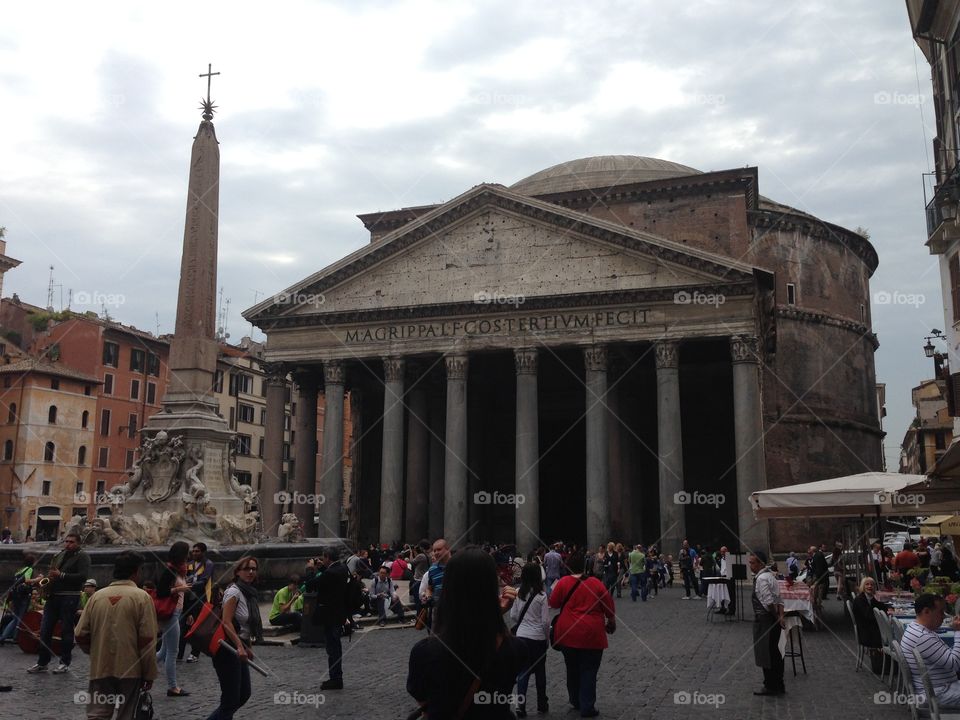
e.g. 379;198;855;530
305;560;349;625
852;592;890;648
49;549;91;595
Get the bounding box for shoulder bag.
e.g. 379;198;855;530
510;593;535;636
549;577;583;650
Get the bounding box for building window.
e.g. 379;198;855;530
78;446;86;465
147;382;157;405
283;442;290;460
936;431;947;450
103;341;119;368
786;283;796;305
50;378;60;390
235;470;252;486
48;405;57;424
130;348;145;373
84;385;91;396
76;481;84;496
229;406;236;429
103;373;114;395
7;403;15;423
130;379;140;400
98;447;109;468
260;408;266;425
238;404;255;424
100;408;111;437
127;413;137;439
147;352;161;377
82;410;89;429
96;480;105;496
258;437;264;458
236;434;252;456
44;441;55;462
125;449;134;469
214;369;224;394
860;303;866;323
230;373;253;396
3;440;11;461
41;480;50;496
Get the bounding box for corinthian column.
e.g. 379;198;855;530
262;363;288;535
380;357;405;544
292;370;319;535
584;345;611;549
443;354;469;544
656;341;685;555
514;348;539;554
317;360;345;538
730;335;769;553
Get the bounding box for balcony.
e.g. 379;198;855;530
926;172;960;254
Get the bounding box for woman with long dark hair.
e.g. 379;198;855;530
549;553;616;717
156;540;191;696
407;547;523;718
206;555;262;720
510;562;550;716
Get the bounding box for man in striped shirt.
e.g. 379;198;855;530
900;593;960;705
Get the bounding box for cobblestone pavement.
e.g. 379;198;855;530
0;587;912;719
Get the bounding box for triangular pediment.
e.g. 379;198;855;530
245;184;759;322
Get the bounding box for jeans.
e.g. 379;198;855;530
206;646;251;720
545;577;558;597
629;573;641;601
270;611;302;631
38;594;79;666
681;568;698;597
561;647;603;715
324;624;343;680
516;637;548;710
156;609;181;690
0;596;29;641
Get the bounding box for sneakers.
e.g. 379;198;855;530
26;663;47;673
186;655;199;663
682;596;690;600
52;663;70;674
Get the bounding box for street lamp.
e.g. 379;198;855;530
923;329;948;377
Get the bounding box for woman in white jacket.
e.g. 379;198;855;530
510;563;551;716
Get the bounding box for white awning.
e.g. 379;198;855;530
37;512;61;521
750;472;927;519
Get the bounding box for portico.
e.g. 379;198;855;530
247;183;774;552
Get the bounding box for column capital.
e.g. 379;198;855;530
730;335;761;364
514;348;538;375
654;340;679;370
382;356;405;383
445;353;469;380
263;362;289;386
583;344;607;372
323;359;346;385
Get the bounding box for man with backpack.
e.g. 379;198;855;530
304;547;350;690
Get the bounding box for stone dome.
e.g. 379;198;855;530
510;155;702;196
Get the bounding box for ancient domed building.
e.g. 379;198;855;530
245;155;883;553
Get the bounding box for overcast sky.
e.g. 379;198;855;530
0;1;942;470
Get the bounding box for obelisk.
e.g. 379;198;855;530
124;65;249;533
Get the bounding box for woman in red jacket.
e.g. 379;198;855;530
548;556;616;717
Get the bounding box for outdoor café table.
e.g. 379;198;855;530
778;579;814;624
703;576;730;610
894;614;956;648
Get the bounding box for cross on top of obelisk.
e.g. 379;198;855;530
199;63;220;121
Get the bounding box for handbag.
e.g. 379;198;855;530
510;594;535;636
549;577;583;650
414;607;429;630
147;588;178;622
133;689;154;720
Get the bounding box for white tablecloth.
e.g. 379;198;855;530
778;581;814;624
706;582;730;610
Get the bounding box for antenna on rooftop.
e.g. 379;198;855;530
216;287;231;342
46;266;62;311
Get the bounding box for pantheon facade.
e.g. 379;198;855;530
245;156;883;553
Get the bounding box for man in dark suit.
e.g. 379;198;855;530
305;547;349;690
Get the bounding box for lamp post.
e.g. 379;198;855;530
924;329;948;378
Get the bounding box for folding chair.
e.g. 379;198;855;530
890;643;920;720
873;607;895;685
845;600;865;671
